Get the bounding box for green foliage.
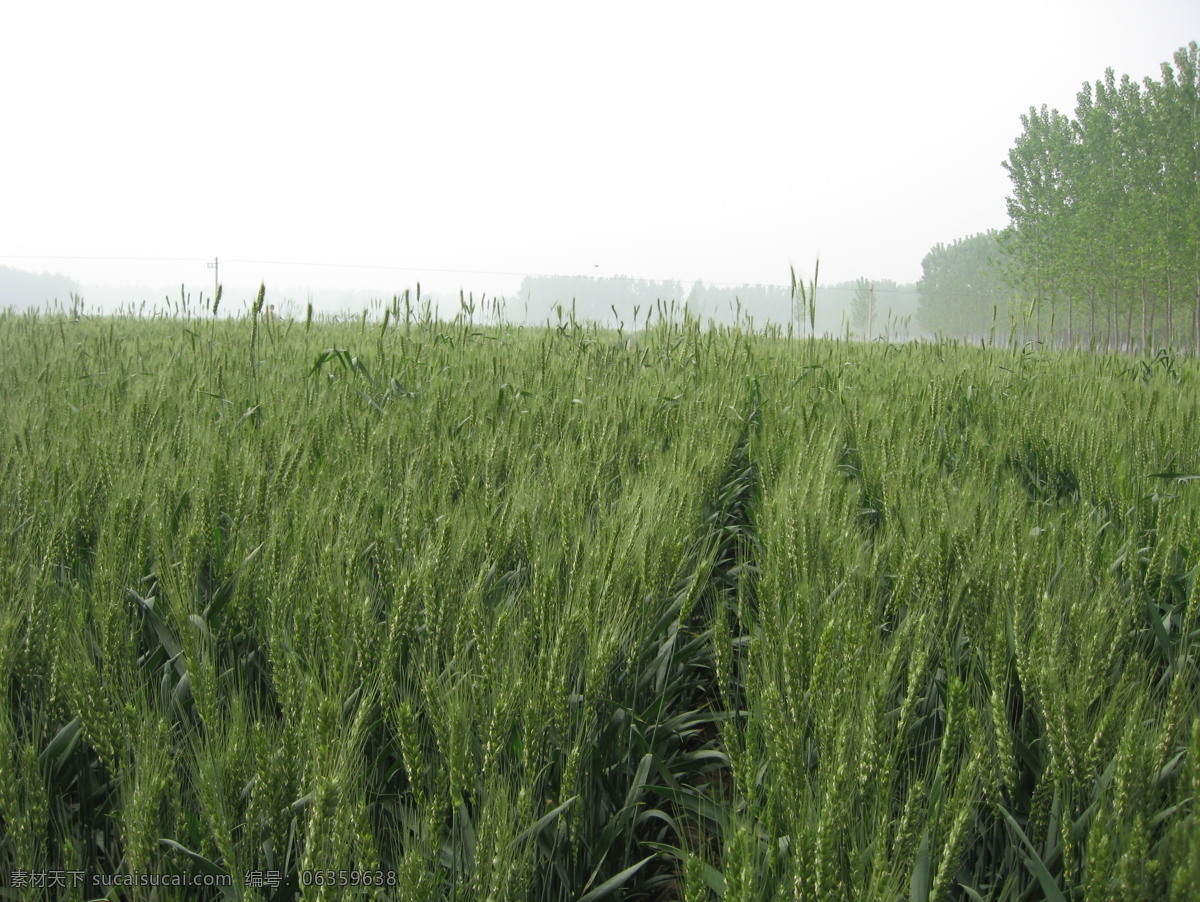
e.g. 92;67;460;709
0;302;1198;900
1002;42;1200;352
917;231;1014;338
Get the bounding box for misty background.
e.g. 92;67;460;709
0;261;924;338
1;1;1196;337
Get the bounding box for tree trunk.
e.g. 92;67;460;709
1111;286;1119;352
1089;285;1097;350
1126;300;1134;354
1165;273;1173;349
1140;276;1148;355
1148;281;1156;352
1195;270;1200;355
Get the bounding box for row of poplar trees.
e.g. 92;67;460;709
1002;41;1199;352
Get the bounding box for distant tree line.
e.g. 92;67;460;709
840;279;921;339
916;232;1013;339
1001;42;1199;351
513;275;685;325
515;275;807;329
0;266;81;311
685;280;793;326
514;273;895;334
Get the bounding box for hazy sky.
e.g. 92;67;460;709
2;1;1197;307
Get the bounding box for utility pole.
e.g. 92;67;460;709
208;257;219;299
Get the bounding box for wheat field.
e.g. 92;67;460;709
0;297;1197;900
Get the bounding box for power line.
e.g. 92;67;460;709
223;257;533;280
222;257;797;290
0;254;207;264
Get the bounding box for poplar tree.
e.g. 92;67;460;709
1002;42;1200;352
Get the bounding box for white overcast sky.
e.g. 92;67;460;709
1;0;1197;306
